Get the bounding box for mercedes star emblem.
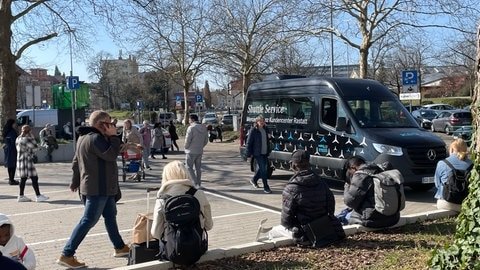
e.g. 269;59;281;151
427;149;436;161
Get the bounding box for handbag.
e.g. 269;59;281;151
132;213;154;244
301;215;342;248
31;154;38;164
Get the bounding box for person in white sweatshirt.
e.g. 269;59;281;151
0;213;36;270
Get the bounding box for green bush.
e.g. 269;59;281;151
439;98;471;109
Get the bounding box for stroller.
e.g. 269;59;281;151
121;149;145;182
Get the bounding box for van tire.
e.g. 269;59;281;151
409;183;434;192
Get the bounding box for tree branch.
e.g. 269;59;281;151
15;33;58;60
12;0;45;22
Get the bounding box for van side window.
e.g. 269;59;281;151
321;98;337;127
276;97;313;123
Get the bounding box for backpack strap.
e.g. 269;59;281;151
442;159;455;170
186;187;197;196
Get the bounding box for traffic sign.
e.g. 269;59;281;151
402;70;418;85
67;76;80;90
195;94;203;102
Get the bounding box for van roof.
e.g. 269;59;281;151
247;77;392;99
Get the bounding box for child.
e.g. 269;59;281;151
0;213;36;270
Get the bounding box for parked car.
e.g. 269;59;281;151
404;104;422;112
158;112;175;127
221;114;234;125
422;103;456;111
411;109;437;129
131;124;172;153
431;110;472;134
202;112;218;125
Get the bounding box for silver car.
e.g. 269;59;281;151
431;110;472;134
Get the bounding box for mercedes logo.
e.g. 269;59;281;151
427;149;437;161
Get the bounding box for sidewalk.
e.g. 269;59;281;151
0;138;441;269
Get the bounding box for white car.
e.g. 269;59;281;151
131;124;172;153
202;112;218;124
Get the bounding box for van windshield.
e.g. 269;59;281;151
346;98;418;128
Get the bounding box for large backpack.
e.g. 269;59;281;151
442;159;473;204
161;187;208;266
370;169;406;216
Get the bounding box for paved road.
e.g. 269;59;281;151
0;133;448;270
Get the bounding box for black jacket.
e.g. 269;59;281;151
344;163;400;228
281;170;335;228
246;126;270;157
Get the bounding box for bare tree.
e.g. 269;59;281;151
0;0;111;135
210;0;302;96
303;0;480;79
107;0;215;124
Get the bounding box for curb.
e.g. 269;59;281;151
113;209;457;270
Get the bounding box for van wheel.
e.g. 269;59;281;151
409;183;434;192
445;125;452;135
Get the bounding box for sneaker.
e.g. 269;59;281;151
56;255;86;268
36;194;49;202
264;187;272;194
113;245;130;257
9;180;19;185
17;195;32;202
162;156;167;159
250;179;259;188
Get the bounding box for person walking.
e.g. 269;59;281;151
122;119;143;180
15;125;49;203
184;114;208;189
434;138;473;212
39;123;58;162
246;115;272;193
3;119;19;185
62;122;73;140
139;120;152;170
168;120;180;151
280;150;344;247
56;110;129;269
151;122;167;159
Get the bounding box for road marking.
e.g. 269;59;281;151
204;190;281;214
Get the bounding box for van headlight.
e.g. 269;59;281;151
373;143;403;156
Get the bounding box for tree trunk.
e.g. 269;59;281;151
0;3;19;138
359;46;369;79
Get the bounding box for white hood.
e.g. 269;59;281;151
0;213;14;242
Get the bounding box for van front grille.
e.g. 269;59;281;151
406;146;447;174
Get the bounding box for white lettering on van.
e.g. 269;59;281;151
247;105;264;114
264;105;287;114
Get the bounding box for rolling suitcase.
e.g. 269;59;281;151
128;187;161;265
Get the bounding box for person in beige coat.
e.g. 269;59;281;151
151;160;213;240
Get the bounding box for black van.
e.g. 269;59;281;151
239;76;446;191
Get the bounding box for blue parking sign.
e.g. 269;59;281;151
195;94;203;102
402;70;418;85
67;76;80;90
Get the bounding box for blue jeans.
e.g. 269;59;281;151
62;195;125;257
253;155;269;189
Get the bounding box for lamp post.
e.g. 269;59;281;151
67;28;76;149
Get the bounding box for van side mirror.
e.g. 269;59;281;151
336;117;348;132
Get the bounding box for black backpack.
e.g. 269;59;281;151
160;187;208;266
442;159;473;204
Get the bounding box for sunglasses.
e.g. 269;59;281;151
101;121;116;128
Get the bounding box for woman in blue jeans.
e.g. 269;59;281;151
246;115;272;193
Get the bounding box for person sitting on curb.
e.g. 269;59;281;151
39;123;58;162
434;138;473;212
341;156;400;228
276;150;344;247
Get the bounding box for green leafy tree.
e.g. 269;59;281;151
429;24;480;270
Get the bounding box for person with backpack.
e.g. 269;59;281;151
341;156;402;228
434;138;473;212
280;150;345;247
151;160;213;266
